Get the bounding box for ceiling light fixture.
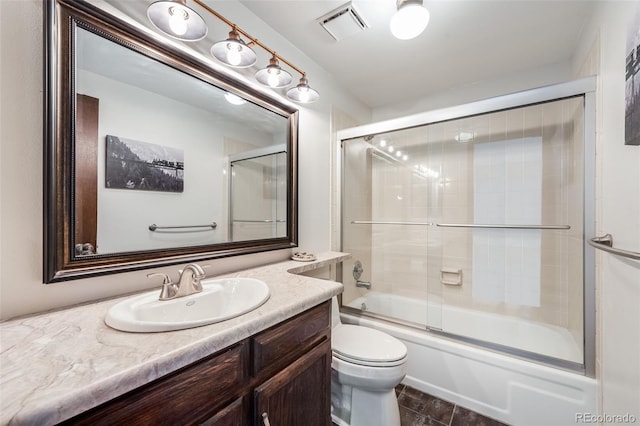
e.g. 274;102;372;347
255;54;293;88
390;0;430;40
147;0;319;103
147;0;208;41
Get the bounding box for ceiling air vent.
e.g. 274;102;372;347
317;2;368;41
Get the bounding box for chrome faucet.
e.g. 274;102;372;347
174;264;205;298
147;263;206;301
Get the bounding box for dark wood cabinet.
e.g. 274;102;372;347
201;397;246;426
62;342;249;425
254;340;331;426
62;301;331;426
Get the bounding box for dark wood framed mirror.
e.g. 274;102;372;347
44;0;298;283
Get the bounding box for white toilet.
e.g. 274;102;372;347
330;297;408;426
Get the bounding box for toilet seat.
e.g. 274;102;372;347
332;324;407;367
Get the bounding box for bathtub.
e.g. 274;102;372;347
342;292;598;426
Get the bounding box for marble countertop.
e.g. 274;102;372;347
0;252;349;425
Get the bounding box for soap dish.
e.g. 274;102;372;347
291;252;316;262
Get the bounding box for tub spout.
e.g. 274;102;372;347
356;280;372;290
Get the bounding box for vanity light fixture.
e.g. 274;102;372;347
390;0;430;40
286;75;320;103
147;0;208;41
147;0;320;103
255;54;293;88
211;27;257;68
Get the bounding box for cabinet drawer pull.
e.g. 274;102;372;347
262;412;271;426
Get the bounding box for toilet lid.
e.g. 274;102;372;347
332;325;407;366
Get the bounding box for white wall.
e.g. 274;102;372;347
0;0;370;320
573;1;640;421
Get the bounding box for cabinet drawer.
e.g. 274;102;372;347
64;341;248;425
252;301;330;376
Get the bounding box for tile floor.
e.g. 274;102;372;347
396;384;509;426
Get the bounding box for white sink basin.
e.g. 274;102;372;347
105;277;269;332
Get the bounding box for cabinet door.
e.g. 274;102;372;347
254;340;331;426
201;397;246;426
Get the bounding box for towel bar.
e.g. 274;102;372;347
351;221;570;229
148;222;217;231
588;234;640;260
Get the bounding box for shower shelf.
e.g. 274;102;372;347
351;221;570;230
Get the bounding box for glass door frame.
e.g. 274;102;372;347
228;144;287;241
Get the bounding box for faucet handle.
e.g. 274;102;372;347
147;272;172;284
199;265;211;278
148;273;177;300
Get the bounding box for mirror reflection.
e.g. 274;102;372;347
74;27;289;256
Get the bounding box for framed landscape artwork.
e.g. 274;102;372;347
105;135;184;192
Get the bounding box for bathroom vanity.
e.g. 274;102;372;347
0;253;348;425
65;301;331;425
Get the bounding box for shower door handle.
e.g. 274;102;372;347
588;234;640;260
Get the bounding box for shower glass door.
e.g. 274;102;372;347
341;129;444;330
341;95;586;366
230;151;287;241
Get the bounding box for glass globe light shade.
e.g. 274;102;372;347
390;1;430;40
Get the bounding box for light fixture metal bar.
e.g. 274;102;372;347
191;0;305;77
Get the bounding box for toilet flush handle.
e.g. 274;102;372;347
261;412;271;426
